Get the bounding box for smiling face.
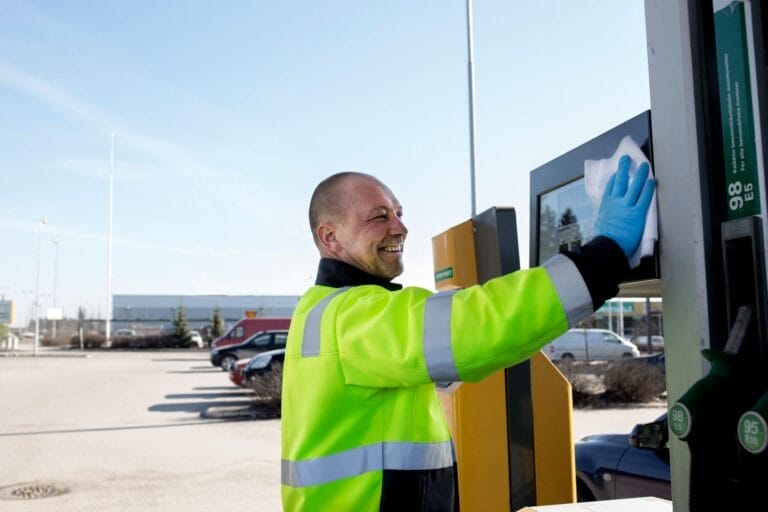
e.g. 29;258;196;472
314;174;407;280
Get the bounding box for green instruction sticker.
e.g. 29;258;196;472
714;1;761;219
738;411;768;454
669;402;692;439
434;267;454;282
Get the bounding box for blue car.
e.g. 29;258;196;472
634;352;666;375
575;413;671;502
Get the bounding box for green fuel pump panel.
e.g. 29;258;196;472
646;1;768;509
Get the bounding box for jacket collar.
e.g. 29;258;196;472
315;258;403;291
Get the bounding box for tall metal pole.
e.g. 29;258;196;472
33;218;47;356
466;0;478;218
106;133;115;346
52;239;60;339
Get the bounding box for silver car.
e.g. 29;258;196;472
544;328;640;361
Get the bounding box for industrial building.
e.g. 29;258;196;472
111;294;300;334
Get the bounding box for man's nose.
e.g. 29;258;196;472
389;214;408;236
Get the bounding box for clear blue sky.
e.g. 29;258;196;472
0;1;649;327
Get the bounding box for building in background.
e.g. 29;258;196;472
0;299;14;325
111;294;300;335
581;298;664;343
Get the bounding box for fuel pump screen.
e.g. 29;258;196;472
538;177;595;262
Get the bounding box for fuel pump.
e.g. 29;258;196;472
644;1;768;508
668;216;768;510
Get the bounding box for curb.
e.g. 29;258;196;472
201;405;280;421
0;352;92;358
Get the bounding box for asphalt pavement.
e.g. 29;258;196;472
0;345;281;511
0;343;666;511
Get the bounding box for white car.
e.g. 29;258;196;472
544;328;640;361
188;330;204;348
114;328;137;337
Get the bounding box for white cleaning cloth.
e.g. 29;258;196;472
584;135;657;268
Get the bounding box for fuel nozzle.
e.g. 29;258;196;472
668;305;753;511
669;305;752;440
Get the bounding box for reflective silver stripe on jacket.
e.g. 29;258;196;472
301;287;351;357
282;440;454;488
542;254;593;326
423;290;461;382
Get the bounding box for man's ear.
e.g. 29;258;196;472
316;224;340;253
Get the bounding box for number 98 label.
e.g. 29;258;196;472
728;180;755;212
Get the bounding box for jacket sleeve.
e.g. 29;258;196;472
560;235;630;310
333;237;628;387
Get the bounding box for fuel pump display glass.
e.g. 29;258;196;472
538;177;595;262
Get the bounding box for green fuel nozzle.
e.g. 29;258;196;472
669;305;752;441
668;305;753;511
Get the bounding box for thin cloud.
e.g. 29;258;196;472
0;60;113;129
0;218;239;259
0;60;291;234
45;156;161;183
0;60;210;180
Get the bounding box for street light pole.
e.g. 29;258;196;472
33;218;47;356
105;133;115;347
465;0;478;218
52;239;60;339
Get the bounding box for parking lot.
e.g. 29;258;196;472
0;347;666;511
0;349;281;511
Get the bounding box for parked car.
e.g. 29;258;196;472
544;328;640;361
210;317;291;349
633;335;665;352
630;352;666;376
114;328;137;337
210;330;288;371
229;357;252;388
243;348;285;383
188;330;204;348
575;413;670;502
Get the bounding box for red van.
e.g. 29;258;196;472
211;317;291;349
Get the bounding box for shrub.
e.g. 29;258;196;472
556;360;608;406
247;362;283;404
555;359;665;406
46;335;72;348
69;333;106;349
116;334;188;349
66;333;195;349
602;359;666;403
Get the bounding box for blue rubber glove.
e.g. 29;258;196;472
593;154;656;259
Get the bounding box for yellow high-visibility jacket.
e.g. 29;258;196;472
282;239;625;511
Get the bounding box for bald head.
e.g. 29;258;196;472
309;172;384;246
308;172;407;279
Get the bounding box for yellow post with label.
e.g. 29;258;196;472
431;208;575;511
432;218;511;511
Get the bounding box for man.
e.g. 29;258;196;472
282;157;655;511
